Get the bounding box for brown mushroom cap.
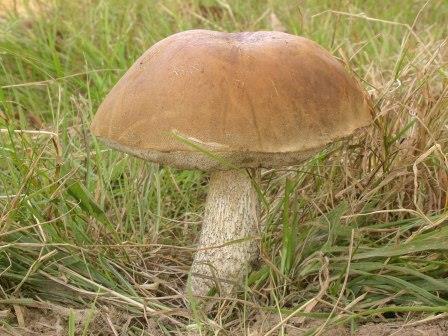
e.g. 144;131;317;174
90;30;372;170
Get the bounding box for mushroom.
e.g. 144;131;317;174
90;30;373;296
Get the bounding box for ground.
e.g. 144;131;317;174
2;307;448;335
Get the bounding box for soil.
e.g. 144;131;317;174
1;306;448;335
247;313;448;336
353;321;448;336
0;304;140;336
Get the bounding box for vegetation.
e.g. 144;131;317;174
0;0;447;334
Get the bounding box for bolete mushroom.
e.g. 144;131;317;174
90;30;372;296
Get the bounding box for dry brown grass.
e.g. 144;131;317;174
0;0;47;17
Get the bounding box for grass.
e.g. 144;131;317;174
0;0;447;334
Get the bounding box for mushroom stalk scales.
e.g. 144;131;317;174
189;169;260;295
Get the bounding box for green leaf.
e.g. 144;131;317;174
66;180;114;232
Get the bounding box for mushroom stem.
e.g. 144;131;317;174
188;169;260;296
